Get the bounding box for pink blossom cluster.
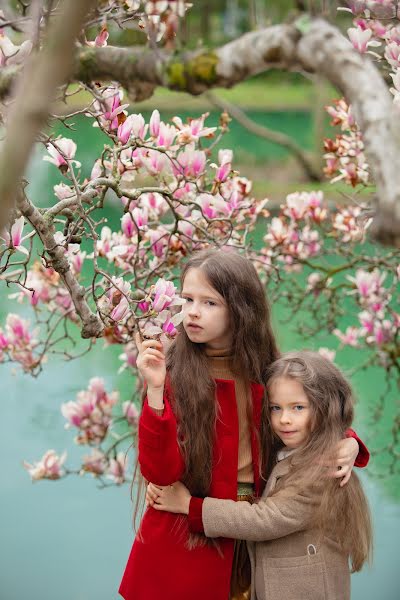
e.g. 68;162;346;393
0;313;39;372
24;449;67;481
323;99;370;187
262;191;325;271
341;3;400;106
81;448;130;484
334;268;399;349
61;377;119;445
12;260;78;321
139;1;192;44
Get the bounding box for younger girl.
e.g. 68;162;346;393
119;249;369;600
148;350;373;600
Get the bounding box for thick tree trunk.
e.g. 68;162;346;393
0;0;98;230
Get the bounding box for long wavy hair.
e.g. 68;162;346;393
265;351;372;572
167;248;279;497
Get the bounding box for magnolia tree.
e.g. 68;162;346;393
0;1;399;485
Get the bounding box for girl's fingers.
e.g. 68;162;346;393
332;465;350;479
340;470;352;487
152;503;167;512
143;349;165;360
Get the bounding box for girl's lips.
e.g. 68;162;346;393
187;323;202;329
280;431;297;436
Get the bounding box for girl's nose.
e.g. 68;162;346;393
280;410;291;424
188;303;200;318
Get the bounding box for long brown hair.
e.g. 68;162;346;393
265;351;372;572
167;248;279;497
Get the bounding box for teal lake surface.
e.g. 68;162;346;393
1;111;399;599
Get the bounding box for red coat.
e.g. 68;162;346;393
119;379;369;600
119;378;264;600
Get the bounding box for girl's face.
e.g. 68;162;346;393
181;268;232;350
269;376;312;449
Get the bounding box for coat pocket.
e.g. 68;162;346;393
260;552;327;600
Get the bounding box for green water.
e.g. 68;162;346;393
1;112;399;599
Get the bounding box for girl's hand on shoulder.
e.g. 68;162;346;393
333;437;359;487
135;332;166;390
146;481;191;515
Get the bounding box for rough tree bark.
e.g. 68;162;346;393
1;16;399;244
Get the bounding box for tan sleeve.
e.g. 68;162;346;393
202;489;317;542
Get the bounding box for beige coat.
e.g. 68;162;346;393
202;457;350;600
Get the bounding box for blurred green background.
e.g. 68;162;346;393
1;2;399;599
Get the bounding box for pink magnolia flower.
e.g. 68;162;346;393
121;213;136;238
317;347;336;362
198;193;230;219
141;149;170;176
148;227;169;257
358;310;375;334
43;138;81;171
347;268;386;299
107;452;129;485
149;109;161;137
122;401;139;426
215;161;231;184
1;216;33;256
87;25;109;47
385;41;400;68
24;450;67;481
141;193;168;217
371;320;394;345
118;113;148;143
264;218;290;247
105;276;131;323
118;343;138;372
348;26;381;53
81;449;108;476
90;159;102;181
172;112;216;144
333;326;361;347
131;207;149;229
152;278;185;312
67;247;86;275
95;87;129;131
6;313;34;347
175;148;207;178
54;183;75;200
156;122;177;148
61;378;118;445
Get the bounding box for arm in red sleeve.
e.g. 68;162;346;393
345;428;370;467
138;393;185;485
188;497;205;533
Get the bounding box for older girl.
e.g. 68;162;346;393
148;351;372;600
119;250;369;600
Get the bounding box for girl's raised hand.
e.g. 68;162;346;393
333;437;359;487
146;481;191;515
135;332;166;391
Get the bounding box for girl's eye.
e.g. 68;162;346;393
206;300;216;306
270;406;280;412
183;297;193;302
294;405;305;411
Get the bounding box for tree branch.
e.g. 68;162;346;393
205;91;322;181
17;190;103;339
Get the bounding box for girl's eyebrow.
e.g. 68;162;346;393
181;290;220;301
